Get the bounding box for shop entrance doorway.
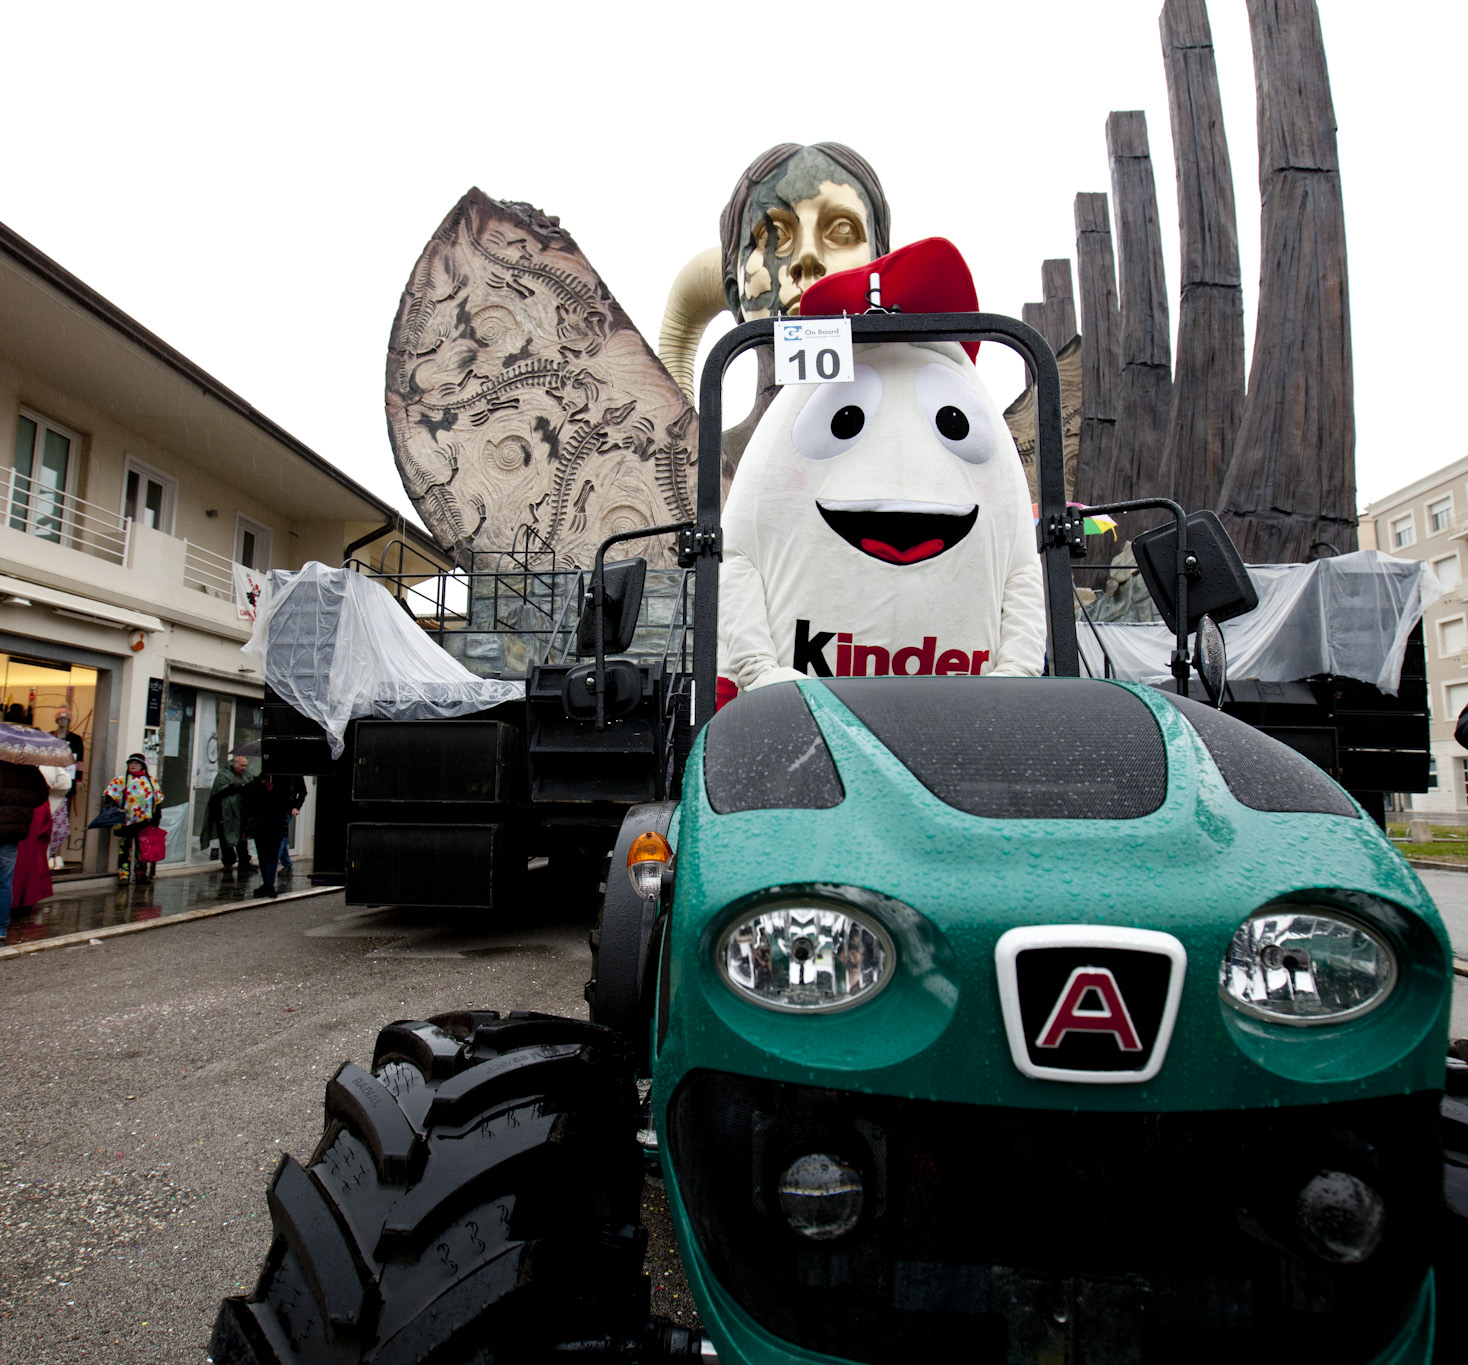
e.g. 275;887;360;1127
157;684;264;866
0;652;98;871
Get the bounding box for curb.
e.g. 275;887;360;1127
1458;959;1468;979
1407;859;1468;873
0;884;337;960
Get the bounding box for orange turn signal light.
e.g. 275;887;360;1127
626;831;673;899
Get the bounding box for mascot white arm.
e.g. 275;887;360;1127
718;239;1046;699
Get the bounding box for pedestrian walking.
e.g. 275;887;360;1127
201;754;253;876
11;799;53;913
39;760;73;871
102;753;163;884
0;758;47;942
244;773;304;898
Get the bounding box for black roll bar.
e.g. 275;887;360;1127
692;313;1076;730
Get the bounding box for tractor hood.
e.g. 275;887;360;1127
657;677;1451;1113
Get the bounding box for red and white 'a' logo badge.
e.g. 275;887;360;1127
1035;967;1143;1052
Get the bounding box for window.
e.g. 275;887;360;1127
1447;681;1468;720
10;409;79;544
1433;553;1460;588
234;514;273;570
1441;617;1468;657
1391;513;1415;548
122;456;177;536
1430;496;1454;534
1429;756;1438;789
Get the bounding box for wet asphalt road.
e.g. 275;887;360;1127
1419;868;1468;963
1417;869;1468;1039
0;883;697;1364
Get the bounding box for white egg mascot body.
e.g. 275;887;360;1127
718;341;1046;692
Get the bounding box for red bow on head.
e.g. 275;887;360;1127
798;237;981;361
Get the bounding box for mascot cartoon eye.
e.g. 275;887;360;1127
916;363;997;464
791;364;883;461
935;406;969;440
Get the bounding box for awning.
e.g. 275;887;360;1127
166;663;263;698
0;574;166;633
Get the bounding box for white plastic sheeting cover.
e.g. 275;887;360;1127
244;563;525;758
1076;551;1442;697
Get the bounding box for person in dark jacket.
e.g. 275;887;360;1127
0;759;48;942
244;773;305;898
200;754;252;876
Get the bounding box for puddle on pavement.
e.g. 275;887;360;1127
7;860;322;944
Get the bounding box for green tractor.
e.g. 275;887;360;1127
212;312;1466;1364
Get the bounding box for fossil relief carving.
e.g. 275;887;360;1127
386;191;696;569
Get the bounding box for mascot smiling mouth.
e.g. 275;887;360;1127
817;499;979;565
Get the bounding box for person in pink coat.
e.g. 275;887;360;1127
11;801;53;914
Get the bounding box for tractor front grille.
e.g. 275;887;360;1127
665;1071;1439;1363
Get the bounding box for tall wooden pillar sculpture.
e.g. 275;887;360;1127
1073;192;1121;507
1159;0;1245;515
1105;111;1173;533
1005;261;1082;503
1022;260;1079;359
1219;0;1356;562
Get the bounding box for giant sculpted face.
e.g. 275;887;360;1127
721;144;891;321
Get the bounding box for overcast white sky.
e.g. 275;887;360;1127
4;1;1460;523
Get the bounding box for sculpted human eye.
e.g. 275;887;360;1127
825;216;863;247
767;213;796;255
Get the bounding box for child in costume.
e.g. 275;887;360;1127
103;752;163;883
718;239;1045;698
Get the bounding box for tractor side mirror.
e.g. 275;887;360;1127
1133;510;1258;636
1193;614;1227;706
576;557;647;657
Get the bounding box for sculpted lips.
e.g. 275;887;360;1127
816;499;979;565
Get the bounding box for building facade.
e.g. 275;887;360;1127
1360;454;1468;816
1;222;446;874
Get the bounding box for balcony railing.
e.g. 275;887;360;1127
183;539;236;600
2;466;260;620
4;466;131;564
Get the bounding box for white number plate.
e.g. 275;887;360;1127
774;316;854;386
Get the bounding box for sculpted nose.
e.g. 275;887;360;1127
789;252;826;287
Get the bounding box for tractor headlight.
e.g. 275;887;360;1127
717;900;894;1013
1220;907;1397;1024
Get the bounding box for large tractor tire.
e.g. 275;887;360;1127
585;804;675;1072
211;1010;700;1363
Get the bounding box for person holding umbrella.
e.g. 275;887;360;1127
0;718;70;942
201;753;253;876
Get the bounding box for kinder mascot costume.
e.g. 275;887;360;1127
718;238;1046;699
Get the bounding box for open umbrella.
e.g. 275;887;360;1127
0;722;75;766
230;740;261;757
